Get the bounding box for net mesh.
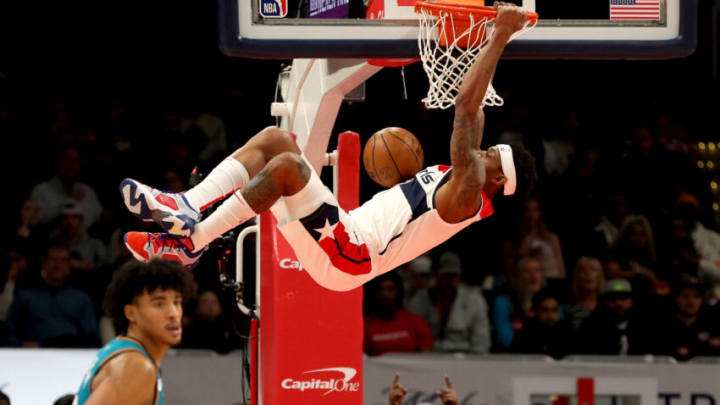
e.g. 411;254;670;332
417;5;536;110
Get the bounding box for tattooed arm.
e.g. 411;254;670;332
435;4;527;223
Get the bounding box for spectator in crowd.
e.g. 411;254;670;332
619;122;691;218
492;256;545;350
511;289;573;359
400;255;434;307
674;193;720;305
576;279;657;355
14;199;41;252
3;241;98;347
389;374;458;405
566;256;605;330
663;214;701;280
658;275;719;360
606;215;662;298
363;273;433;356
181;289;241;353
512;198;566;282
180;107;229;164
30;144;103;232
409;252;490;354
57;203;107;273
592;192;631;254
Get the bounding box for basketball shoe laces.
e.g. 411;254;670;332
149;234;194;254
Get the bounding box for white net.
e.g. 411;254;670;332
417;6;536;110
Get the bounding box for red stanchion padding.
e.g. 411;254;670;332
259;132;363;405
250;318;258;405
337;131;361;210
577;377;595;405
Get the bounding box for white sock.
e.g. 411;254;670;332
184;158;250;211
190;191;256;251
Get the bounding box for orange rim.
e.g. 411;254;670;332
415;0;538;24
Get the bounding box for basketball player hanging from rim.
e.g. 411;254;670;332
122;2;537;292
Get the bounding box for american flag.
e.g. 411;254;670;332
610;0;661;21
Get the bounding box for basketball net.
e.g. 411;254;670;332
416;3;537;110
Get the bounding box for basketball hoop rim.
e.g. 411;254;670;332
414;1;538;24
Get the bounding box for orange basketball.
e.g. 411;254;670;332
363;127;424;188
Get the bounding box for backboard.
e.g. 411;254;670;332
219;0;697;60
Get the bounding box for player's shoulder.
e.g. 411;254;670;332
89;347;157;404
103;349;156;381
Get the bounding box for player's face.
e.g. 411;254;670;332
479;146;503;177
131;288;184;346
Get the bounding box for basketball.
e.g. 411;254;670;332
363;127;424;188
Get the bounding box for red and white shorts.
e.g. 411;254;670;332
269;157;386;291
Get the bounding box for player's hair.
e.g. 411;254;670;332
509;142;537;198
103;259;195;334
0;390;9;405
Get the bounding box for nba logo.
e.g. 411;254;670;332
259;0;287;18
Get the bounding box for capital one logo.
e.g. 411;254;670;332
279;258;304;271
281;367;360;396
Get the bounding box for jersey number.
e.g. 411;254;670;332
418;168;435;185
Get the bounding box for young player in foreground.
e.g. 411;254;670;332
75;260;193;405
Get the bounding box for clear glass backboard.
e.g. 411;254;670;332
219;0;697;59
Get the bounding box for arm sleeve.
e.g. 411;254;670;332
492;295;514;349
469;294;491;354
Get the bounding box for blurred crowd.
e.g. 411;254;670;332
1;91;245;353
1;71;719;362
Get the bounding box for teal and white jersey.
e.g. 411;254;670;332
74;337;163;405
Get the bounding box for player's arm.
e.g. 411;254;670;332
85;352;157;405
437;4;526;222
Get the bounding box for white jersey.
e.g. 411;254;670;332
273;163;494;291
350;164;494;276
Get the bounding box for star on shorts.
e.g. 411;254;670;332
314;219;338;241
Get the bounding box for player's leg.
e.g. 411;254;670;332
184;126;301;210
120;126;299;236
189;151;311;250
124;151;312;267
